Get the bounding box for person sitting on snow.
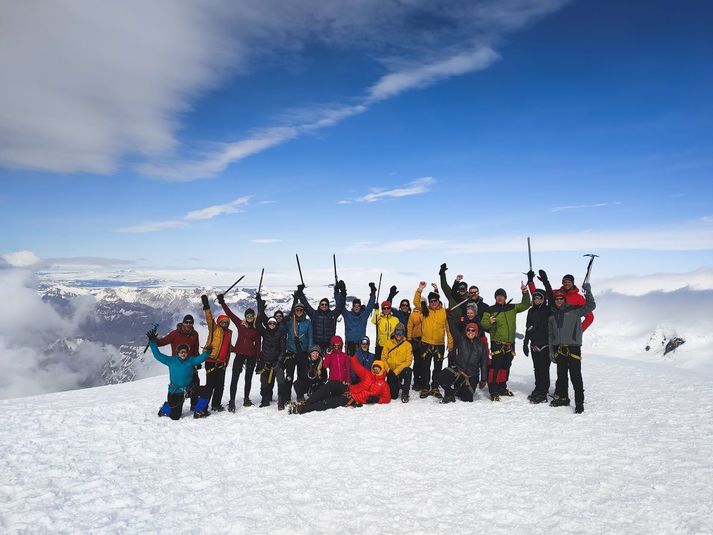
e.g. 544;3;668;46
148;326;211;420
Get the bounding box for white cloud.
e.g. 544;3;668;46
251;239;281;244
356;177;435;203
118;220;185;234
551;201;623;212
185;196;249;221
2;250;41;267
337;200;353;205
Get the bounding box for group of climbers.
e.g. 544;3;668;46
148;262;595;419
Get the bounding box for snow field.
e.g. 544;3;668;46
1;353;712;534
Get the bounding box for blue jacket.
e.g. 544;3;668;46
340;290;376;343
286;315;313;354
150;342;209;393
351;344;375;382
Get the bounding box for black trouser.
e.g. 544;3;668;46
375;345;383;358
166;391;186;420
488;343;514;395
346;341;358;355
554;346;584;407
280;352;297;402
387;368;412;399
531;346;551;396
204;362;227;409
189;369;200;409
438;367;475;402
259;364;279;403
419;343;445;389
230;354;257;403
300;381;349;413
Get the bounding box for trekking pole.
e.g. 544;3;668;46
296;254;305;287
582;254;599;287
492;298;513;318
447;296;470;312
257;268;265;295
142;323;159;354
375;273;383;303
527;237;533;272
333;253;338;286
214;275;245;302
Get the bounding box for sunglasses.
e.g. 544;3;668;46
554;297;565;301
382;306;391;310
371;366;382;372
246;313;255;318
360;342;369;346
429;299;438;303
466;328;477;333
183;321;194;325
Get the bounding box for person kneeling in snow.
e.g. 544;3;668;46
148;326;212;420
440;317;488;403
288;355;391;414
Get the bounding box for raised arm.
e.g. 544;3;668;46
333;280;347;315
514;282;532;313
218;294;242;325
438;263;453;303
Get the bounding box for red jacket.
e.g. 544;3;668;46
561;286;594;332
156;325;200;356
323;335;351;382
348;356;391;405
221;303;260;357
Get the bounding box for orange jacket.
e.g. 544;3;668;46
348;356;391;404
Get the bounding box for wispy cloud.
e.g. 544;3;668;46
337;200;353;205
119;196;250;233
251;239;281;244
352;177;435;203
551;201;623;213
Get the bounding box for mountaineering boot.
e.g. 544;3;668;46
419;389;430;399
228;400;236;413
430;387;443;399
278;401;285;411
193;397;210;418
401;392;410;403
287;401;303;414
212;404;225;412
158;402;171;417
297;395;305;403
550;395;570;407
501;389;514;397
442;394;456;404
490;393;500;402
259;399;270;408
574;405;584;414
530;394;548;404
243;398;253;407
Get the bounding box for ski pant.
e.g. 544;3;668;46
346;341;358;356
554;346;584;407
204;362;227;409
410;338;423;389
189;369;200;409
418;343;445;390
300;381;349;413
531;347;551;397
487;342;514;395
280;352;298;402
386;367;412;399
230;354;256;403
259;364;281;403
166;391;186;420
438;367;475;402
375;345;383;359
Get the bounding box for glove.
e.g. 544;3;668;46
523;342;530;357
146;327;158;342
387;285;398;301
527;270;535;283
204;345;213;354
366;395;380;404
255;292;263;303
337;280;346;292
195;364;202;370
439;263;447;275
201;295;210;310
538;269;548;283
217;293;225;305
582;282;591;292
297;284;305;294
374;303;379;311
369;282;376;293
479;381;486;390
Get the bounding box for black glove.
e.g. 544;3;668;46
527;270;535;284
337;280;346;292
538;269;549;283
146;327;158;342
374;303;379;311
296;284;305;295
582;282;591;293
439;263;447;275
217;293;225;305
366;395;380;404
523;342;530;357
387;285;398;301
369;282;376;293
256;292;263;303
201;295;210;310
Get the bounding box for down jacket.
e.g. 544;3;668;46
348;356;391;404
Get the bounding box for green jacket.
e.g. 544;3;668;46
481;291;530;344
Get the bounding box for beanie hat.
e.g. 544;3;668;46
352;298;362;306
427;291;439;302
457;282;468;291
360;336;370;345
267;317;277;325
274;310;284;317
245;308;255;316
553;290;566;299
381;300;392;308
394;322;406;335
176;343;190;353
182;314;194;323
319;298;330;306
465;323;479;335
309;344;322;355
562;274;575;284
533;289;546;301
216;314;229;324
495;288;507;299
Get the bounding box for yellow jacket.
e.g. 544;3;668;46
371;310;400;347
407;308;423;340
381;338;414;375
414;288;453;350
203;307;233;363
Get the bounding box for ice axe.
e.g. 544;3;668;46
214;274;245;303
582;254;599;286
296;253;305;288
257;268;265;295
333;253;338;286
522;236;533;276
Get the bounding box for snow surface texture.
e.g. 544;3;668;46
1;353;711;534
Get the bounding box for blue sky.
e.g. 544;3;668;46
1;0;711;282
